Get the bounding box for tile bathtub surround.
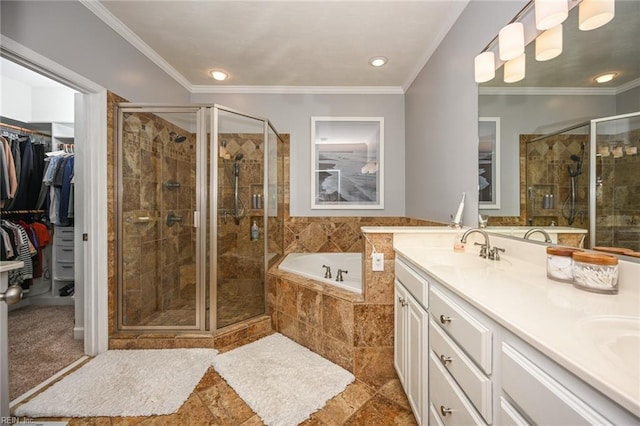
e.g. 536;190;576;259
268;231;401;390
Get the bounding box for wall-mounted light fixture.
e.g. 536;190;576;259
535;24;563;61
504;53;526;83
474;52;496;83
579;0;615;31
499;22;525;61
535;0;568;30
474;0;614;84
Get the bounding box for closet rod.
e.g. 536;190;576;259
0;122;51;138
1;209;46;214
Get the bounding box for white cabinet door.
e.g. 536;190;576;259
394;280;408;387
406;290;428;423
395;279;429;425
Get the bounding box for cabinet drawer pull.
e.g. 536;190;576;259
439;314;452;324
440;406;453;416
439;354;453;365
398;296;408;307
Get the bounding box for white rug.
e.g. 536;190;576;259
14;348;217;418
213;333;355;426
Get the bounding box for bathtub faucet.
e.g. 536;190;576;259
322;265;332;279
336;269;348;282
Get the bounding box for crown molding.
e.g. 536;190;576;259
80;0;193;92
479;86;619;96
616;77;640;95
191;85;404;95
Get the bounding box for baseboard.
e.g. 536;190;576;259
74;326;84;340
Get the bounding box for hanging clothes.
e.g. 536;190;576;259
41;153;74;226
0;219;36;289
0;135;18;207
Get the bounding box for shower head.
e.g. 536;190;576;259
169;132;186;143
234;153;244;162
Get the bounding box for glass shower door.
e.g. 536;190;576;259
117;107;205;330
213;107;267;329
591;112;640;250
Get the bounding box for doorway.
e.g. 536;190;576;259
0;56;85;403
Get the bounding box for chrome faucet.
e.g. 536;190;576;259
524;228;552;243
461;228;491;258
322;265;332;279
336;269;348;282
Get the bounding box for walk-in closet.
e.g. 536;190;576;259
0;57;84;402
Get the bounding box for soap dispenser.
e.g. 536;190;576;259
250;220;259;241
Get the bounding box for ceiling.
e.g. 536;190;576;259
85;0;469;93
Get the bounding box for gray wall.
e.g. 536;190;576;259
405;0;526;226
479;94;617;216
617;85;640;114
0;1;189;103
191;93;405;217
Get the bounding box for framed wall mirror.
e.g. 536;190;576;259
310;117;384;209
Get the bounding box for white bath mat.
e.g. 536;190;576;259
14;348;217;418
213;333;354;426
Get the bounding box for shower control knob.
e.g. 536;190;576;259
0;285;23;305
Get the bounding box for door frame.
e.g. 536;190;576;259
1;36;109;357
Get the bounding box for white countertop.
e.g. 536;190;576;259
361;225;588;234
393;232;640;417
0;261;23;273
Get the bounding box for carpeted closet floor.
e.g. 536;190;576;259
8;305;84;400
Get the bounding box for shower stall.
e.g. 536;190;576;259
525;111;640;250
116;104;284;332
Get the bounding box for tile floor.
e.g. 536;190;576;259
15;353;416;425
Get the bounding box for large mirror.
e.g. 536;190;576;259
478;0;640;253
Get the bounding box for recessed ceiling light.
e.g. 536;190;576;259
369;57;388;67
594;72;617;83
210;70;228;81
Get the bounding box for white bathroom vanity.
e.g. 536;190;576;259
391;230;639;425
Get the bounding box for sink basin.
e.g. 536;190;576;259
578;316;640;377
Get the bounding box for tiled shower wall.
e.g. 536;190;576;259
525;134;590;230
217;133;266;283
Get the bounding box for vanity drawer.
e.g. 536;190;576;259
501;343;610;425
430;318;492;423
429;285;492;374
54;227;74;247
429;351;487;426
395;259;428;309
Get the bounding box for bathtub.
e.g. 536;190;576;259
278;253;362;294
